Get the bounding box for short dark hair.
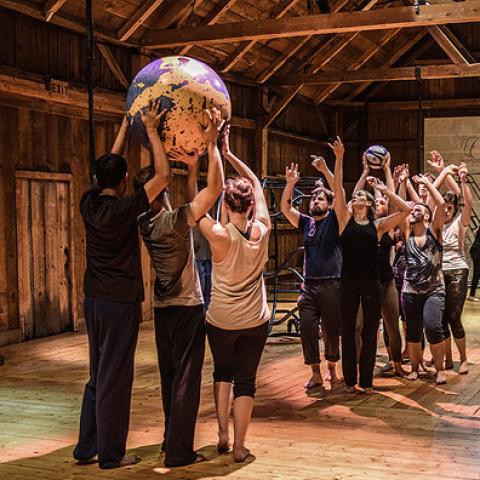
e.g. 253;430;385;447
443;191;459;215
133;165;154;191
224;177;254;213
417;202;432;220
95;153;127;189
311;186;334;205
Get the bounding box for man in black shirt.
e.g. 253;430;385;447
280;155;343;395
73;101;172;469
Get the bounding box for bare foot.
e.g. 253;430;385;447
217;436;230;454
407;371;418;381
458;360;469;375
361;387;375;395
435;371;447;385
445;361;454;370
233;446;252;463
394;362;408;377
344;385;356;394
304;374;323;389
100;454;140;469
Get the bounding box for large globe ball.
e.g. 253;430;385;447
126;56;231;155
363;145;390;170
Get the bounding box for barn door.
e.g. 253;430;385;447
15;171;75;340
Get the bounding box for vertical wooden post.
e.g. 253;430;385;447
132;49;154;322
257;87;269;179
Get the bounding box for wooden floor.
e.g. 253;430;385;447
1;303;480;480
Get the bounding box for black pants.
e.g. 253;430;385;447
154;305;206;468
443;268;468;339
73;297;140;469
470;250;480;297
401;291;445;344
341;279;381;389
206;321;268;398
298;279;341;365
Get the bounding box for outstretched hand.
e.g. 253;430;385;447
169;147;199;167
428;150;445;173
200;108;225;146
141;99;167;132
366;176;388;193
285;162;300;185
327;136;344;159
310;155;327;172
412;173;433;185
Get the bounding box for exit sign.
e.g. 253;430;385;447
47;79;69;97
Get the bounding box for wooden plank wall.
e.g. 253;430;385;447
0;9;325;343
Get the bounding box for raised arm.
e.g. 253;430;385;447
430;150;461;195
311;155;334;189
383;153;395;193
413;174;445;239
329;137;349;231
353;156;369;194
221;126;271;230
367;177;411;238
141;100;172;203
280;162;301;228
459;165;473;227
111;116;129;156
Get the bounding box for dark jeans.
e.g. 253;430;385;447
206;321;268;398
154;304;206;468
470;250;480;297
401;291;445;344
443;268;468;339
341;278;381;389
298;279;341;365
196;259;212;308
73;297;140;469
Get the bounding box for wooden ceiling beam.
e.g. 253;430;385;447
96;43;130;89
327;97;480;111
149;0;194;32
0;0;138;47
219;0;301;73
117;0;168;42
44;0;66;22
270;63;480;86
346;29;428;100
313;28;402;105
364;35;435;101
142;1;480;48
261;0;381;128
427;25;472;64
178;0;239;56
256;0;350;84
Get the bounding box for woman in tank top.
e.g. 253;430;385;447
333;140;411;394
198;126;270;463
439;165;472;374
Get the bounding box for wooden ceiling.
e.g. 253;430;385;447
2;0;480;120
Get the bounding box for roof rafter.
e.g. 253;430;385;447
313;28;402;105
346;29;428;100
261;0;382;128
44;0;66;22
219;0;302;73
96;42;129;89
178;0;239;56
117;0;168;42
142;1;480;49
256;0;350;84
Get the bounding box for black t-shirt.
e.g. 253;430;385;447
298;210;342;280
340;217;378;281
80;185;150;303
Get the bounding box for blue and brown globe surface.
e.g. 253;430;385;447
126;56;231;155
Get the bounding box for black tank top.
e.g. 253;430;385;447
340;217;378;281
377;232;394;283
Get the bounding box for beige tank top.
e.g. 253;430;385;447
206;220;270;330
